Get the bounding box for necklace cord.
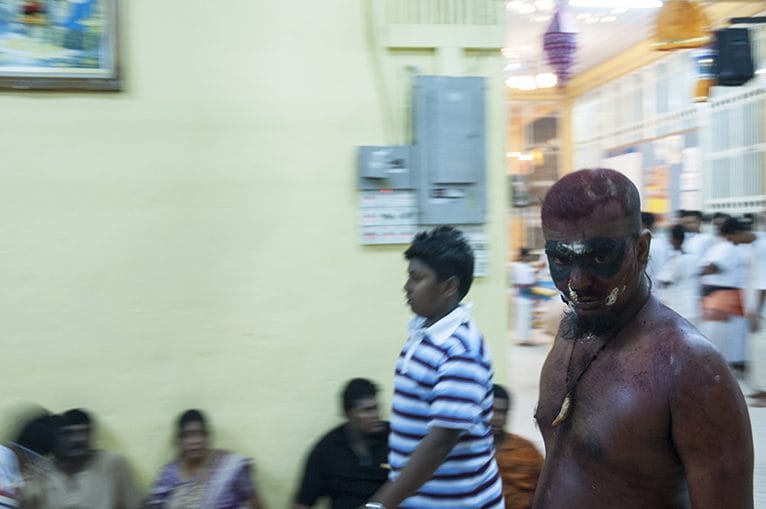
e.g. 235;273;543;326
556;281;652;427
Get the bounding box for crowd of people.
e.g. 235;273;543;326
1;169;760;508
647;209;766;408
0;408;265;509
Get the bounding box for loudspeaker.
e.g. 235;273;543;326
714;28;754;86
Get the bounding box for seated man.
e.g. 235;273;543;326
492;384;543;509
293;378;389;509
48;408;141;509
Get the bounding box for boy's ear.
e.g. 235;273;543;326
443;275;459;298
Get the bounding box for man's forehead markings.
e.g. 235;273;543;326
550;241;588;255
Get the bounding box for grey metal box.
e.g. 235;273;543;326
357;145;414;190
413;76;486;224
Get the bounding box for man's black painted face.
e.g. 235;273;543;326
544;237;630;283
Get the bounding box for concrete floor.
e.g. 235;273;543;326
501;330;766;507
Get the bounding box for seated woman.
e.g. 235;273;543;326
145;409;264;509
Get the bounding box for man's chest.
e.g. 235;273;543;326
54;470;115;509
537;340;674;467
324;445;389;490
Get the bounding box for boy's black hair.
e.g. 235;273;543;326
341;378;378;412
404;226;475;300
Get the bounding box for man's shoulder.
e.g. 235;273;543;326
311;424;348;452
640;301;728;374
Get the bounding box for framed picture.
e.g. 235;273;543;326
0;0;120;91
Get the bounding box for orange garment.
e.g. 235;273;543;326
495;433;543;509
702;289;744;321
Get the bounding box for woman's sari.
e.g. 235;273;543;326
145;449;256;509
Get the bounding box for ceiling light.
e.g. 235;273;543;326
569;0;662;8
535;72;558;88
505;75;538;90
534;0;554;10
506;1;536;14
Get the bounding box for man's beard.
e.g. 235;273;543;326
559;308;619;339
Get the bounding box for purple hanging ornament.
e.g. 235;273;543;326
543;5;578;85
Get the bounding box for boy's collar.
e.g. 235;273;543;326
410;303;472;345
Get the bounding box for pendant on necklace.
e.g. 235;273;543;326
551;391;572;427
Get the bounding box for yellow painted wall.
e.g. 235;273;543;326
0;1;507;507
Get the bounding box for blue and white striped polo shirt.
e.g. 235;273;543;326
389;304;504;508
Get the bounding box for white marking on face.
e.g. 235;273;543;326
605;287;620;306
567;282;579;303
560;241;587;255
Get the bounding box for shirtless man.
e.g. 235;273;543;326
533;169;753;509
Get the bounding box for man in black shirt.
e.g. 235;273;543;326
293;378;389;509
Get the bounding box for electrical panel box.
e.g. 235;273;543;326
357;145;413;190
357;145;418;245
413;76;486;225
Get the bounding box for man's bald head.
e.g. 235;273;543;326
542;169;641;234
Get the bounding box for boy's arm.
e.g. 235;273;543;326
367;427;460;508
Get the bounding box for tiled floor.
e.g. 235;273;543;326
502;330;766;507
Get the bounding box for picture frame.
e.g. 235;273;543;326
0;0;120;91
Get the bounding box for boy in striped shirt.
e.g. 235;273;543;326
365;226;504;509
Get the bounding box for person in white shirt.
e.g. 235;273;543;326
679;210;718;267
0;445;22;508
657;225;697;322
744;216;766;407
0;413;57;508
510;248;537;344
678;210;718;326
698;217;752;370
641;212;669;286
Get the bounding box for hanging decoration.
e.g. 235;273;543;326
543;3;578;86
654;0;711;51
